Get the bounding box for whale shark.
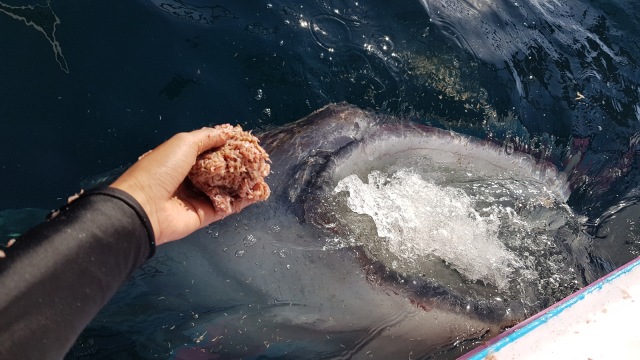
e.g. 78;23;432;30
68;103;599;359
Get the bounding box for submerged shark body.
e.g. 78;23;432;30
70;104;599;359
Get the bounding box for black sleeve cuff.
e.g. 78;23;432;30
84;187;156;258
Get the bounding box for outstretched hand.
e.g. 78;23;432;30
110;128;254;246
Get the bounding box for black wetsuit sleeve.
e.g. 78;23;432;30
0;188;155;360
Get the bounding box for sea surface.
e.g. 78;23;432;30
1;0;639;358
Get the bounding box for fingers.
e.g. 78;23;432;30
181;193;249;227
149;127;229;184
127;127;229;194
177;186;259;230
230;197;256;215
184;127;229;157
143;128;228;170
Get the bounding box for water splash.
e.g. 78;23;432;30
335;170;526;290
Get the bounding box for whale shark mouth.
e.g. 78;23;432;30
291;106;587;317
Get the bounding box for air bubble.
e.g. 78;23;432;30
378;36;394;53
243;234;257;247
278;249;291;258
505;142;514;155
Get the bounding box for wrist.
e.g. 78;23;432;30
110;179;161;245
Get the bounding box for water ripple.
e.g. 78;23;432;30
309;14;352;52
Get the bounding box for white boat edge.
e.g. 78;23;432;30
460;256;640;359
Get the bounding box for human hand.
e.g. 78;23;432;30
110;128;255;246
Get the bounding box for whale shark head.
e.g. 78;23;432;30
260;103;590;320
70;104;601;359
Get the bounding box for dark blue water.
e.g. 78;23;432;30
1;0;639;358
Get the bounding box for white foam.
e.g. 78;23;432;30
335;169;526;290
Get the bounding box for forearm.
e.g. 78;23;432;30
0;188;154;360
